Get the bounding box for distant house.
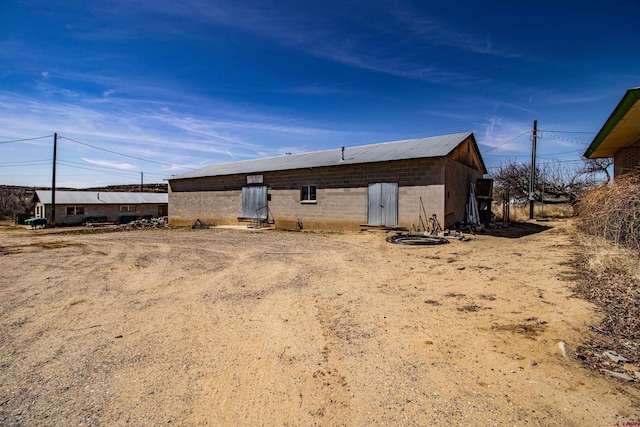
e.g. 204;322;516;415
584;87;640;177
34;191;168;226
168;132;487;231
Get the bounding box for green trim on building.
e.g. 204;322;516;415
585;88;640;158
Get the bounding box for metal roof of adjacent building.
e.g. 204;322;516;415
170;131;477;180
35;190;168;205
584;87;640;158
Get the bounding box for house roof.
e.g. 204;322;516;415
35;190;168;205
584;87;640;158
170;131;484;180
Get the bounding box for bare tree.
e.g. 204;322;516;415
577;158;613;184
491;159;609;205
0;186;36;220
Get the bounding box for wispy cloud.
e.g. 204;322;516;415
115;0;483;85
392;7;522;59
81;157;136;170
474;116;532;154
0;88;361;174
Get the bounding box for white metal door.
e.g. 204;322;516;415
242;186;268;219
368;182;398;226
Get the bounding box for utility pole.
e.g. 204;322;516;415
529;120;537;220
140;172;144;192
50;133;57;227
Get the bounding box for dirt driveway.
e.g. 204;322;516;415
1;222;638;426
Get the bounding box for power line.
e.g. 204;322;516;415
483;131;530;154
0;158;51;165
58;159;169;178
539;129;596;135
57;160;141;177
486;158;590;170
0;135;54;144
56;163;151;179
59;136;196;171
0;161;52;168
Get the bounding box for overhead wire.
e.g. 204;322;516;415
482;131;530;154
0;135;54;144
59;135;196;171
57;159;169;179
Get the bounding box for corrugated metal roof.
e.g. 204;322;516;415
170;132;474;180
36;190;168;205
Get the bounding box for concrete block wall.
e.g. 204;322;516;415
398;185;445;229
268;187;368;230
169;190;241;226
168;157;483;231
614;146;640;177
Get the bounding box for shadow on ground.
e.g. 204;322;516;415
482;221;553;238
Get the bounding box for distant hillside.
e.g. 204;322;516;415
82;183;168;193
0;184;167;219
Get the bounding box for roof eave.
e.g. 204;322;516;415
584;88;640;159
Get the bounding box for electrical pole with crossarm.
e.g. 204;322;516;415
529;120;537;220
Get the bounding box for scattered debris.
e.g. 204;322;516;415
603;350;630;363
119;217;169;230
601;369;634;381
191;219;214;229
558;341;574;358
457;304;482;312
623;364;640;372
572;250;640;381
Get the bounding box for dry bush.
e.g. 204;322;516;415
574;172;640;254
575;234;640;281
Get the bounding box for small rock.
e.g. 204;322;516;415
530;360;538;366
558;341;574;358
623;364;640;372
601;369;634;381
603;350;630;363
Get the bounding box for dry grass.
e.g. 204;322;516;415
576;234;640;281
571;178;640;372
575;172;640;254
492;202;574;221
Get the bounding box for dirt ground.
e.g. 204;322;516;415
1;221;639;426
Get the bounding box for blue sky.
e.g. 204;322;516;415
1;0;639;188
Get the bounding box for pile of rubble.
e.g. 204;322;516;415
118;217;169;230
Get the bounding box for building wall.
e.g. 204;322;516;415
444;158;485;227
614;145;640;177
169;158;456;230
37;203;166;226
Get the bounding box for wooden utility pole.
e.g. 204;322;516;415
140;172;144;192
51;133;57;227
529;120;537;220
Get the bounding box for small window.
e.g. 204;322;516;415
120;205;136;212
300;185;317;203
65;206;84;215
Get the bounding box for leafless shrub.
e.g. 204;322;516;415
0;186;35;220
574;172;640;254
491;159;605;206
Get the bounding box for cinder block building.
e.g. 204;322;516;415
168;132;487;231
34;190;168;226
584;87;640;177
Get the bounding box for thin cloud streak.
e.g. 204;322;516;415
81;158;137;170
